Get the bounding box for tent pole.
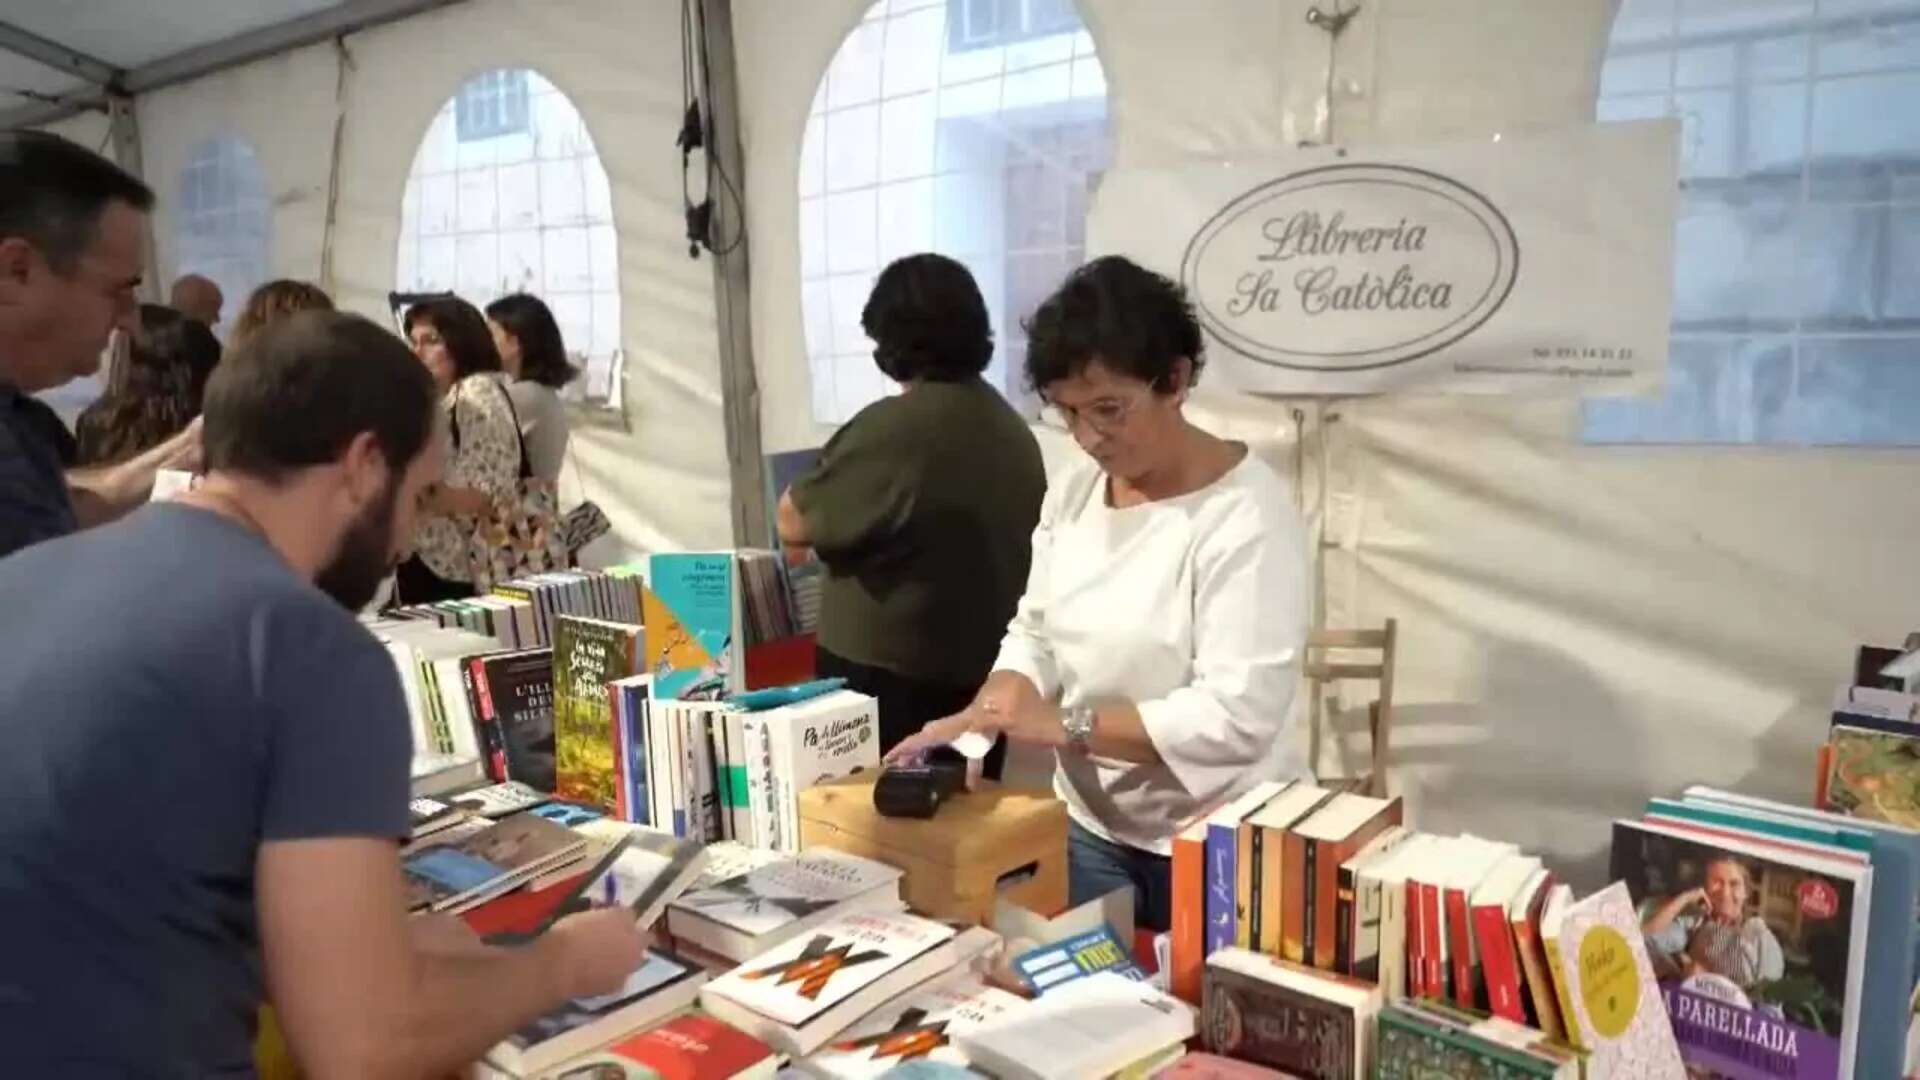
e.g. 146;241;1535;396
699;0;770;549
107;94;162;305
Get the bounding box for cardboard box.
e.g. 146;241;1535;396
798;774;1068;925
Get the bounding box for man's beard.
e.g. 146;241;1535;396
315;482;400;612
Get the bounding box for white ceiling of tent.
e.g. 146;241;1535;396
0;0;344;111
0;0;461;128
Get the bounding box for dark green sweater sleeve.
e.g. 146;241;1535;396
788;399;919;566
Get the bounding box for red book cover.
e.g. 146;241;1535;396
457;871;589;939
1420;880;1444;998
598;1012;777;1079
1403;878;1425;997
466;657;508;782
1311;801;1399;970
1169;822;1207;1003
1473;899;1526;1022
1446;886;1475;1008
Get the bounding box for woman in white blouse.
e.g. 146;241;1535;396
887;256;1310;930
395;298;522;604
485;293;575;488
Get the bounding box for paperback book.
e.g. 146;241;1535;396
667;849;904;962
402;812;586;913
699;910;962;1056
801;974;1024;1078
485;951;706;1076
552;615;642;810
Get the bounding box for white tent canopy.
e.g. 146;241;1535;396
5;0;1917;886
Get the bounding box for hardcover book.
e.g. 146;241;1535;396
1373;1004;1578;1079
1200;946;1380;1079
1610;820;1870;1080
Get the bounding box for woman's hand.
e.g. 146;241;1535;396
882;672;1058;765
421;484;495;518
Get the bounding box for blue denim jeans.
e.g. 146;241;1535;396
1068;820;1172;932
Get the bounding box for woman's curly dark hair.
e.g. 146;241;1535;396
860;253;993;383
1021;255;1205;395
404;296;502;382
75;304;220;466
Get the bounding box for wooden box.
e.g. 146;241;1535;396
798;774;1068;925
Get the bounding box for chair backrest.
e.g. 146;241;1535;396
1304;619;1397;797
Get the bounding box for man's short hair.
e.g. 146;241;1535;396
0;130;154;272
203;311;437;482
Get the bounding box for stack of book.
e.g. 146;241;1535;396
370;618;557;796
605;690;879;850
665;848;905;967
391;566;647;649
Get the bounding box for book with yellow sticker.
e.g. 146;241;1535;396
1541;879;1686;1079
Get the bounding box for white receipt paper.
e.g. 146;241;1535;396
950;731;990;791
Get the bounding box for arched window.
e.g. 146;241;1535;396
799;0;1111;423
396;69;622;404
1586;0;1920;445
174;135;271;336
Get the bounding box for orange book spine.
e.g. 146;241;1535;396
1281;830;1309;963
1170;829;1205;1003
1511;878;1566;1040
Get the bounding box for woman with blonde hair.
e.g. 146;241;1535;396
230;280;333;347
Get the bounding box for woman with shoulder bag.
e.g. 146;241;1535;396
396;298;523;604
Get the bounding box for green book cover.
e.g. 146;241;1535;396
1375;1006;1567;1079
552;615;640;811
1825;725;1920;829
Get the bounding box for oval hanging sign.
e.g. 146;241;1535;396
1179;163;1520;372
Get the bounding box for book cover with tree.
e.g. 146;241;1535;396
553;615;640;810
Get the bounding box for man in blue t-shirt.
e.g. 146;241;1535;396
0;311;648;1075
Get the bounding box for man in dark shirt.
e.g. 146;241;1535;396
0;130;196;559
0;312;647;1076
778;254;1046;776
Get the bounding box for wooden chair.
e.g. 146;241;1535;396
1305;620;1397;798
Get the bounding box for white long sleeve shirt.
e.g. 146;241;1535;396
993;449;1310;856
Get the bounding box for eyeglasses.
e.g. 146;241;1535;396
1039;393;1143;435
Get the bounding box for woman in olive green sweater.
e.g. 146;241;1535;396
777;254;1045;779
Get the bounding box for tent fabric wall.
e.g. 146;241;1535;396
125;0;734;559
735;0;1919;887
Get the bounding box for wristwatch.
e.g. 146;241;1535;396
1062;704;1097;751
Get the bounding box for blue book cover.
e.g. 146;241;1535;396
1679;788;1919;1080
1015;924;1145;995
620;681;651;827
1204;781;1288;956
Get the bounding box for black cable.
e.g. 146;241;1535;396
691;0;747;256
